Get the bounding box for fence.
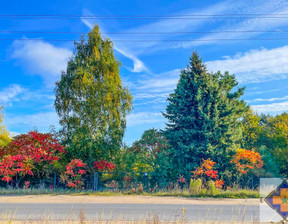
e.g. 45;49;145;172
0;172;260;190
95;172;151;191
0;172;153;191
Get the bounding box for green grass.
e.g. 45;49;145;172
0;187;259;198
147;189;259;198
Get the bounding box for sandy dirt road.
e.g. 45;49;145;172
0;196;261;222
0;195;259;205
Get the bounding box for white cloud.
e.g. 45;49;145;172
80;1;288;73
9;131;20;137
127;112;164;126
89;0;288;55
0;84;26;104
247;95;288;103
245;88;280;96
252;101;288;114
157;0;288;51
6;111;59;131
129;69;180;106
206;45;288;83
81;16;148;73
11;40;72;86
136;69;180;92
131;44;288;105
110;0;234;55
134;92;170;100
114;47;148;73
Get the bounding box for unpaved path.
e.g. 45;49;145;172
0;195;259;205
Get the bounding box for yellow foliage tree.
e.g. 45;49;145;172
0;106;10;147
54;25;132;166
268;113;288;174
241;109;263;150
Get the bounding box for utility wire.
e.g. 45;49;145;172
1;14;288;19
1;13;288;17
1;17;288;20
1;37;288;42
1;30;288;34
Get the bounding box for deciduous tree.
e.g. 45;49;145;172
0;106;10;147
267;113;288;175
0;131;65;186
241;109;263;150
54;25;132;167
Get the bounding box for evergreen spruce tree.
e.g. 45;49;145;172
163;52;248;179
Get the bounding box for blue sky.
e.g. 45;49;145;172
1;0;288;145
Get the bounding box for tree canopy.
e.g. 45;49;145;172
266;113;288;175
163;52;248;178
0;106;10;147
241;109;263;150
54;25;132;167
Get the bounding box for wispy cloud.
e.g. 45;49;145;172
134;92;170;100
136;69;180;92
155;0;288;51
81;13;148;73
245;88;280;96
131;42;288;107
206;45;288;83
131;69;180;106
127;112;164;126
6;111;59;132
0;84;26;105
252;101;288;114
247;95;288;103
93;0;234;55
91;0;288;55
11;40;72;86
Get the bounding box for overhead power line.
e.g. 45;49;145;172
1;14;288;19
2;13;288;17
1;37;288;42
1;30;288;34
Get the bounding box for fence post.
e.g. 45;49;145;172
144;173;148;191
94;172;98;191
53;173;56;189
120;172;124;189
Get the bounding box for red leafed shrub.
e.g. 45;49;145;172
177;176;186;183
230;148;264;174
94;160;115;171
24;181;30;189
0;131;65;163
215;179;224;189
0;155;34;184
60;159;86;189
0;131;65;185
123;176;131;182
191;158;218;179
191;158;224;189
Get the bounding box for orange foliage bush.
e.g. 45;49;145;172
191;158;224;189
230;148;264;174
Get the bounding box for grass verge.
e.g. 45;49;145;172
0;188;259;198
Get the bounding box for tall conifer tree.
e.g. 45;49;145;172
163;52;248;178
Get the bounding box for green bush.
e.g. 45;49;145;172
190;178;202;194
206;180;216;196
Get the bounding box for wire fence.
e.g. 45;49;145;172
0;172;260;190
0;172;154;191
